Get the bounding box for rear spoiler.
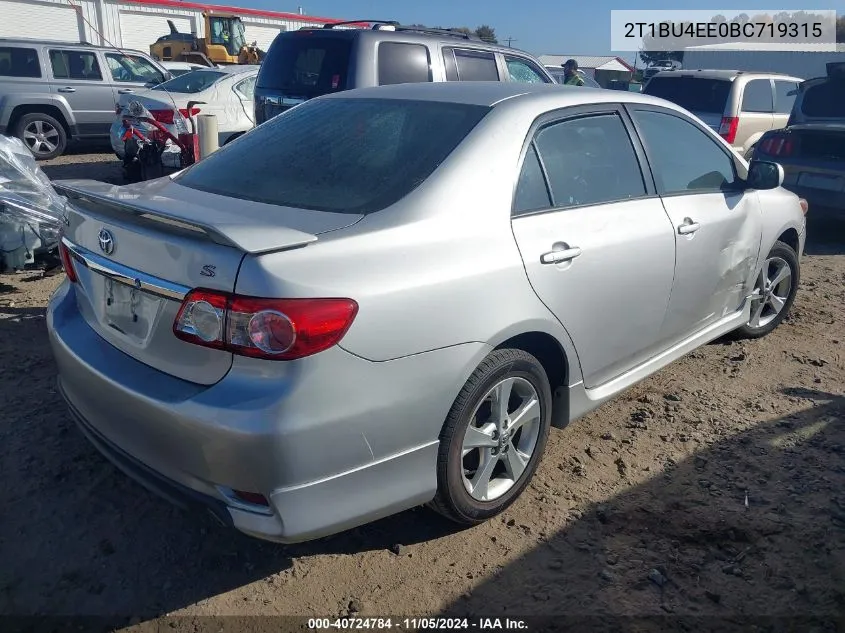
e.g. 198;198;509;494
53;180;318;255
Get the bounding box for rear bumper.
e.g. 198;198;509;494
47;280;487;543
781;163;845;212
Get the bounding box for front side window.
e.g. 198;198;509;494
177;98;491;214
741;79;774;113
378;42;431;86
632;110;737;194
533;113;646;209
105;53;165;84
0;46;41;78
505;56;548;84
49;50;102;81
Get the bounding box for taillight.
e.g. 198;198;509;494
178;107;201;118
58;239;78;283
148;108;176;124
718;116;739;144
173;289;358;360
758;133;794;157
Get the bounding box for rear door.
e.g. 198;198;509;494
47;48;115;136
736;78;775;154
510;105;677;388
627;105;763;345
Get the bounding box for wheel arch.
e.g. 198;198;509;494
9;104;72;137
777;227;800;254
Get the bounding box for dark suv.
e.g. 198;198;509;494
255;21;556;124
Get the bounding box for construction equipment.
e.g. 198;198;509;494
150;12;266;67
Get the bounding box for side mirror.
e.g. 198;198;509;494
746;160;784;190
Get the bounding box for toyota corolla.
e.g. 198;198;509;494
48;81;807;543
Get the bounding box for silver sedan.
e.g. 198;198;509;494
48;81;807;543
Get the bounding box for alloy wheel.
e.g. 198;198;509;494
460;376;542;502
748;256;792;329
23;120;60;157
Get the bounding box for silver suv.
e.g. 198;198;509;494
255;21;556;125
0;38;171;159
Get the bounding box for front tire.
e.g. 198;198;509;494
15;112;67;160
429;348;552;525
732;240;799;339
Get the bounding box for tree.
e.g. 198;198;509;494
474;25;497;43
639;49;684;67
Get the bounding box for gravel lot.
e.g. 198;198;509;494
1;152;844;630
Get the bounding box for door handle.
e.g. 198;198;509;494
678;218;701;235
541;246;582;264
117;88;134;94
57;87;75;93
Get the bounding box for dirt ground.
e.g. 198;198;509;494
1;151;844;630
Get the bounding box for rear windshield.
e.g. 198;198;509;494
153;70;226;93
257;34;352;95
799;80;845;119
177;98;490;214
644;77;731;114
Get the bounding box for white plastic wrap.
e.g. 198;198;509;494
0;135;66;269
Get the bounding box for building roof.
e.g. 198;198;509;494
124;0;364;25
538;55;635;72
685;42;845;52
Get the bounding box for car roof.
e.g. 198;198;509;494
319;80;672;109
0;37;146;55
651;69;802;81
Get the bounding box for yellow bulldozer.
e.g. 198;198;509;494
150;12;265;67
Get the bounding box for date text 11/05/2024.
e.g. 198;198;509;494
308;617;529;631
624;21;823;39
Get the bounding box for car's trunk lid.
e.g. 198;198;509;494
55;177;363;385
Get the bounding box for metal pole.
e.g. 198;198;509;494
196;114;219;160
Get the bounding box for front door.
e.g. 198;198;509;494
510;107;677;388
627;106;764;346
47;48;116;137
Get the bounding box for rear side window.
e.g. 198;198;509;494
152;70;225;93
49;50;102;81
177;98;490;214
0;46;41;78
643;77;731;115
533;114;646;209
378;42;431;86
257;34;351;95
741;79;773;113
774;81;798;114
513;144;551;214
444;48;499;81
799;80;845;118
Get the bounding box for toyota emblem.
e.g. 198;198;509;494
98;228;115;255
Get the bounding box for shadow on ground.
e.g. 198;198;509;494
437;391;845;626
40;160;124;185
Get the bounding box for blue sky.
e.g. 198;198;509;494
255;0;843;64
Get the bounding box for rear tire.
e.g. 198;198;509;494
429;348;552;525
15;112;67;160
732;240;799;340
